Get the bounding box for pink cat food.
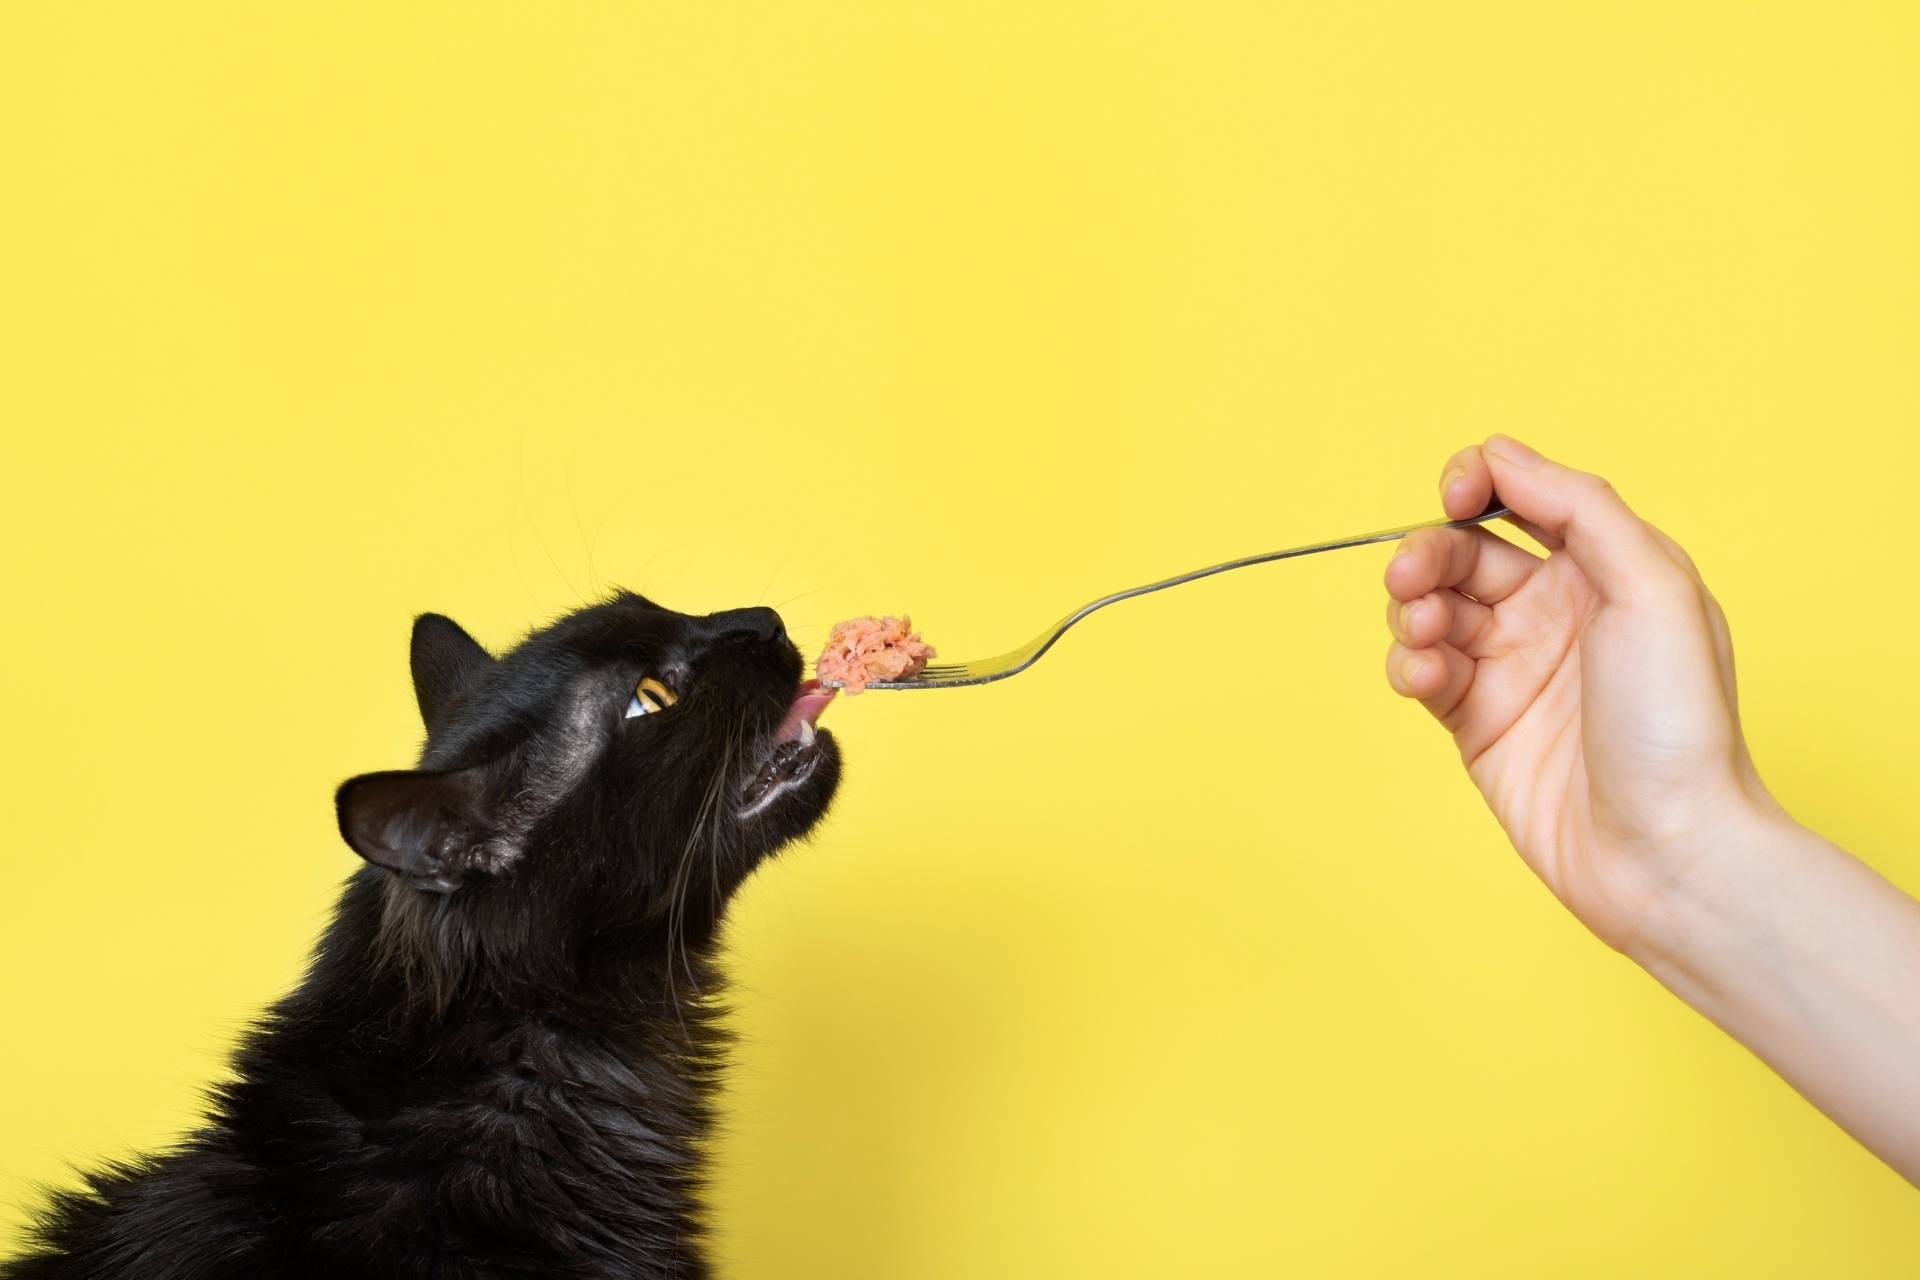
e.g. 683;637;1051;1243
816;615;936;694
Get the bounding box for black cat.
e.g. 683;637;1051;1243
4;596;841;1279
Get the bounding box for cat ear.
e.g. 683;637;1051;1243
410;613;493;732
335;767;494;894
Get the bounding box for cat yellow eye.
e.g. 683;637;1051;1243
625;676;679;720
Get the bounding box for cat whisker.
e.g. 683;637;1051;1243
662;721;739;1037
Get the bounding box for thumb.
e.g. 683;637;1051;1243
1482;435;1676;603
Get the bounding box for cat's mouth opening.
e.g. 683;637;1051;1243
737;680;836;819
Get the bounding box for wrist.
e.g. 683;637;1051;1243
1621;803;1827;1001
1614;802;1920;1186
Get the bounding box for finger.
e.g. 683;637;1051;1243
1387;590;1496;655
1437;443;1562;547
1385;525;1541;605
1502;512;1564;551
1437;446;1494;521
1386;639;1476;724
1480;435;1682;604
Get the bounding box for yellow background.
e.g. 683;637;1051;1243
4;2;1917;1274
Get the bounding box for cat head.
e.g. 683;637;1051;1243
334;594;840;987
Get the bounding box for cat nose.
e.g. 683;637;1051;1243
700;607;787;647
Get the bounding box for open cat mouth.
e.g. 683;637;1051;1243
737;680;837;820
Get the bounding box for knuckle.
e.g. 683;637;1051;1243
1650;525;1701;576
1578;472;1618;502
1701;586;1731;630
1625;566;1702;614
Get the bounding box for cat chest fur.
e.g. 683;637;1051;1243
267;1017;721;1276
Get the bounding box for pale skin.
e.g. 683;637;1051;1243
1384;434;1920;1187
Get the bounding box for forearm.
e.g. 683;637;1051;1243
1629;816;1920;1186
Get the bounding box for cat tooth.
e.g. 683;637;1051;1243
797;720;816;747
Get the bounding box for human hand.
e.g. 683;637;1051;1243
1383;435;1783;951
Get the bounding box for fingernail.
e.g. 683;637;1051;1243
1439;465;1467;501
1399;655;1424;688
1485;434;1541;467
1396;601;1412;636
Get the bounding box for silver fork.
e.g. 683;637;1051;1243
824;503;1511;690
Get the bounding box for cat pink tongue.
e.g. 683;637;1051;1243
773;680;836;744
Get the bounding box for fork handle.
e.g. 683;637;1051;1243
1090;500;1513;609
1017;500;1512;665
